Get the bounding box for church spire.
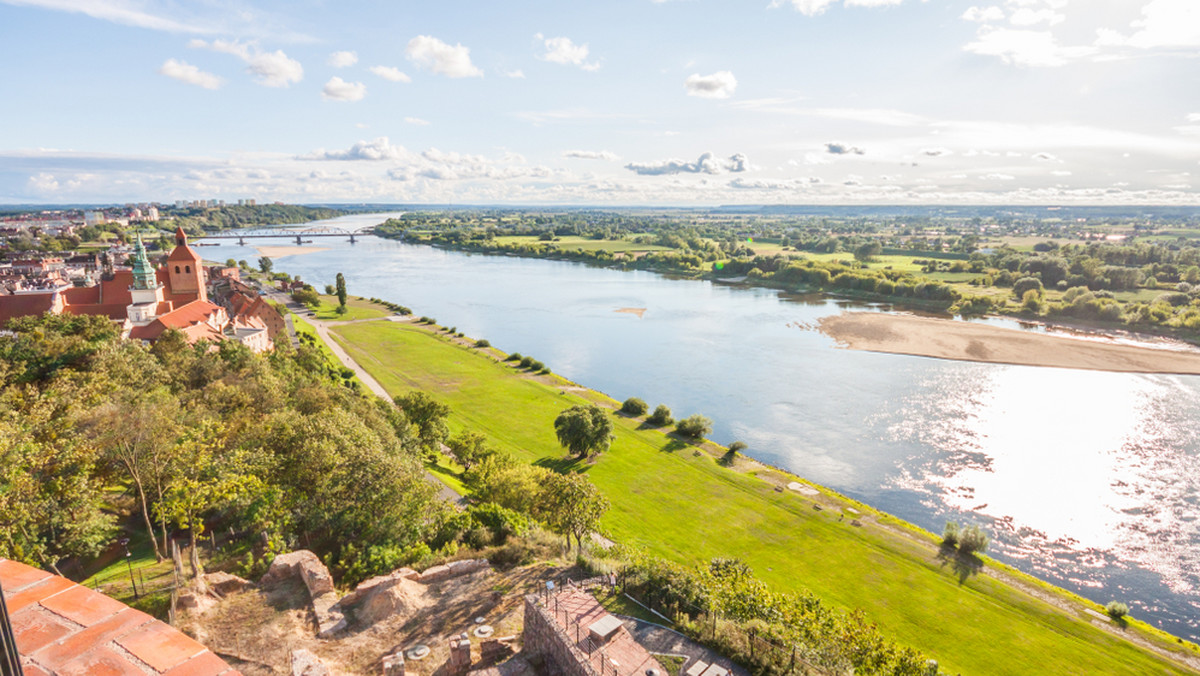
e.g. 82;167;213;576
130;233;158;290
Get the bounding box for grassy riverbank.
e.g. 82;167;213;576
328;319;1198;675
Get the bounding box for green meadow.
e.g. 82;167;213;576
329;319;1199;676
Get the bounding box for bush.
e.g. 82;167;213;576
448;326;457;333
1106;601;1129;620
529;360;544;371
675;414;713;439
942;521;960;546
647;404;673;426
475;339;491;348
957;524;989;554
728;441;748;454
505;352;522;362
538;367;551;375
1012;277;1043;298
621;397;649;415
519;356;534;368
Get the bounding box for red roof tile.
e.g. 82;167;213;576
40;582;126;626
117;619;207;672
1;558;236;676
0;293;56;328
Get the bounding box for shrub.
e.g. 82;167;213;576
1012;277;1043;298
538;367;551;375
529;360;544;371
942;521;960;546
647;404;673;426
475;339;490;347
505;352;522;362
621;397;649;415
675;414;713;439
958;524;990;554
1105;601;1129;620
519;356;534;368
728;441;748;454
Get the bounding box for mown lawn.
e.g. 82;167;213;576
331;320;1198;676
310;295;392;321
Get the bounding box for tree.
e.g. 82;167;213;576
541;473;609;556
553;404;614;458
335;272;348;310
394;391;451;452
446;430;494;470
675;414;713;439
620;397;648;415
225;258;237;267
647;404;673;426
292;287;320;306
324;284;336;295
854;241;883;262
258;256;273;274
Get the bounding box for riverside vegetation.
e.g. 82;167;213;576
324;309;1200;675
375;207;1200;341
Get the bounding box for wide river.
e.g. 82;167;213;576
208;213;1200;641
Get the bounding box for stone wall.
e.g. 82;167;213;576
521;595;597;676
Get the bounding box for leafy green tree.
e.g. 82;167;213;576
854;241;883;262
675;414;713;439
258;256;273;273
647;404;673;427
225;258;237;267
335;272;348;309
292;287;320;306
540;472;609;555
446;430;495;470
620;397;648;415
394;391;451;452
553;404;614;458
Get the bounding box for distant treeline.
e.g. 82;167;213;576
161;204;345;234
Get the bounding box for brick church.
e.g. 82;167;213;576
0;228;278;352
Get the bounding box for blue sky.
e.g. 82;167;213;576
1;0;1197;205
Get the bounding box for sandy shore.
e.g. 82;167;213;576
818;312;1200;374
255;246;330;258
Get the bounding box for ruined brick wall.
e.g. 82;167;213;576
521;595;597;676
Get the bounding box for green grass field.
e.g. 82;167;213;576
329;320;1198;676
492;235;673;253
309;295;392;321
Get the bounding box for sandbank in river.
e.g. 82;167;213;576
819;312;1200;375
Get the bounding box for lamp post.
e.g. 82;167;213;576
119;538;138;600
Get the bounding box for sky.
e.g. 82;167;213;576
0;0;1198;206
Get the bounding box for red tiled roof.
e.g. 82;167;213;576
0;558;239;676
0;293;56;327
129;300;226;343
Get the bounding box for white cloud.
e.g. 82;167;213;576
328;50;357;68
405;117;430;126
1009;8;1063;26
1113;0;1200;50
190;38;303;87
962;6;1004;22
27;172;59;193
537;35;600;71
1051;170;1072;176
1188;113;1200;123
625;152;748;175
685;71;737;99
981;173;1016;180
825;142;865;155
501;69;526;79
303;137;408;161
369;65;411;83
158;58;222;90
964;27;1096;67
321;76;366;101
405;35;483;78
564;150;619;161
769;0;902;15
1;0;201;33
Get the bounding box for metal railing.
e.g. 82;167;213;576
0;580;25;676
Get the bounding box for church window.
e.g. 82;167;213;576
175;265;180;273
185;265;191;273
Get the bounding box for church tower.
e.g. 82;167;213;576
167;226;207;302
127;233;165;325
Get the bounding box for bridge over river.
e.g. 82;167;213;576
198;225;373;246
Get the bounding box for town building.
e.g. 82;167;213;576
0;228;278;352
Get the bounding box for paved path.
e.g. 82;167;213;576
618;615;748;676
258;286;467;506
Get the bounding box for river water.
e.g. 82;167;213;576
206;213;1200;641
